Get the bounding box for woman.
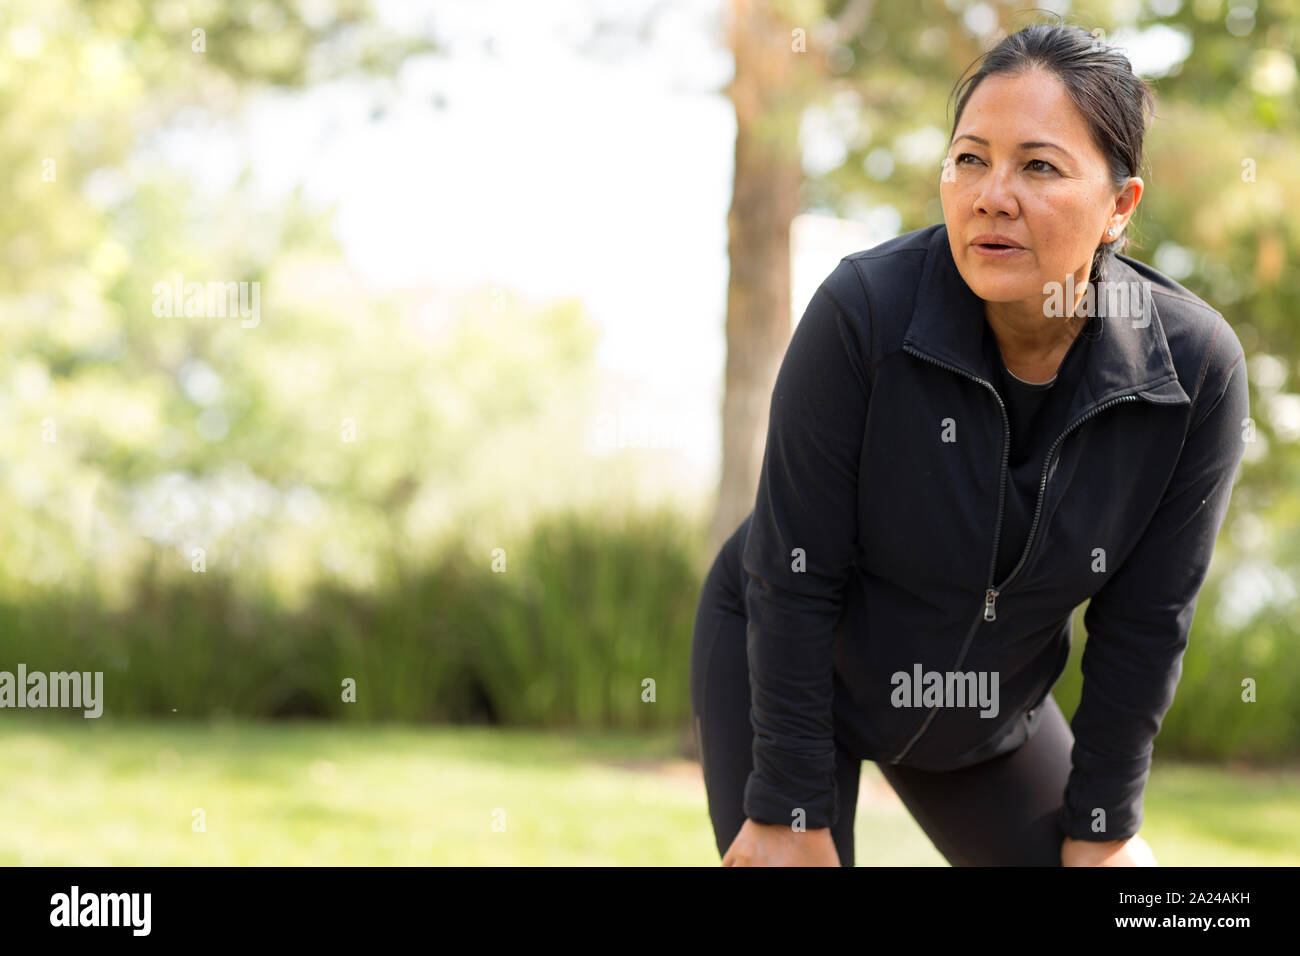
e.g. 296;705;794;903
689;22;1250;866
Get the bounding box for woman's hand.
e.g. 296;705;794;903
722;818;842;867
1061;833;1157;866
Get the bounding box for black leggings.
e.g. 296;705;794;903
690;514;1073;866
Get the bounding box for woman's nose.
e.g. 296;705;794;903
973;166;1018;218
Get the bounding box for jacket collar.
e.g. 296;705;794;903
901;223;1190;418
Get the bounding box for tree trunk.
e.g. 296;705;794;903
709;0;804;560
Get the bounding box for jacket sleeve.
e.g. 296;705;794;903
1058;330;1249;842
741;266;871;830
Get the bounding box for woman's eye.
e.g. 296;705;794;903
953;153;1055;173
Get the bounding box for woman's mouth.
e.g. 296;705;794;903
972;243;1026;258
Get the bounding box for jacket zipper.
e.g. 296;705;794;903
900;344;1011;626
891;342;1141;762
982;392;1141;620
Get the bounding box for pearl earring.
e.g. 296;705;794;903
1107;227;1116;237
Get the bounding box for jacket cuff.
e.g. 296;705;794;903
1057;752;1151;841
743;767;839;830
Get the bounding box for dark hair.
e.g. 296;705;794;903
947;20;1156;285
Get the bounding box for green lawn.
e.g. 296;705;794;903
1;716;1295;865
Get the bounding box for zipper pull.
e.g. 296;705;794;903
984;588;998;622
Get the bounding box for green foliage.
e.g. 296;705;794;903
2;508;706;730
466;508;704;729
0;0;438;595
5;506;1297;760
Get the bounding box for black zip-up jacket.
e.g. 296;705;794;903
741;222;1249;842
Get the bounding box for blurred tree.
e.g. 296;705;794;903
0;0;439;594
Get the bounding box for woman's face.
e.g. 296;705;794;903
940;67;1141;312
